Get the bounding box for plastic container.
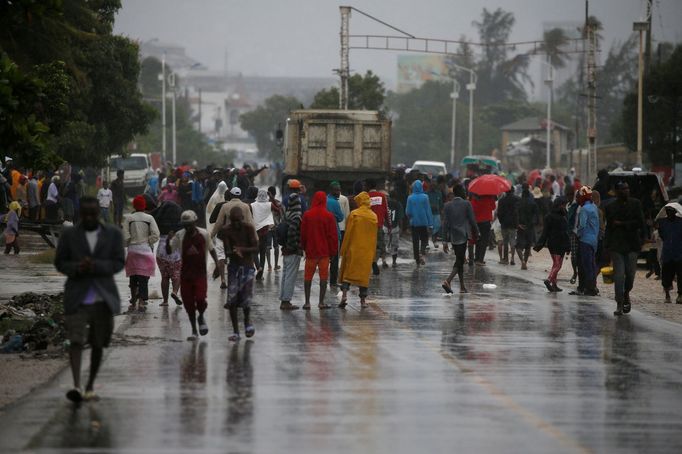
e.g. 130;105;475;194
482;284;497;290
601;266;614;284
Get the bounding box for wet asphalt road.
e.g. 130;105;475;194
1;247;682;453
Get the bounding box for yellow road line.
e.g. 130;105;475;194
368;302;594;454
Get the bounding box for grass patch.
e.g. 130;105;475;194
29;249;56;264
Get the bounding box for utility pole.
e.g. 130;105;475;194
585;1;598;180
161;52;167;163
543;60;554;169
645;0;653;73
450;80;459;170
467;73;476;157
339;6;351;110
169;73;177;165
198;88;202;134
634;19;649;168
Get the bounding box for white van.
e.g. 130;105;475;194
108;153;151;192
411;160;448;177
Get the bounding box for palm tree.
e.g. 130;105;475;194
539;28;570;69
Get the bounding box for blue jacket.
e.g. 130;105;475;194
326;195;344;224
577;201;599;249
405;181;433;228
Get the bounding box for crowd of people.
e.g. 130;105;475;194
4;155;682;402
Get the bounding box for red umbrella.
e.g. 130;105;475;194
468;174;512;196
527;169;542;185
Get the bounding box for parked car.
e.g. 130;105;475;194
411;160;447;178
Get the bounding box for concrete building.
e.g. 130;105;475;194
501;117;573;169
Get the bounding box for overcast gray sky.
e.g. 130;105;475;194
115;0;682;88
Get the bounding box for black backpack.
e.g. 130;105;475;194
276;220;289;247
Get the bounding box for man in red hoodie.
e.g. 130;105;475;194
367;179;391;275
300;191;339;310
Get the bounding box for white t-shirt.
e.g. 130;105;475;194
97;188;113;208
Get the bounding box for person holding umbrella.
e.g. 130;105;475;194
468;175;510;266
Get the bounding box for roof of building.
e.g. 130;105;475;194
501;116;570;132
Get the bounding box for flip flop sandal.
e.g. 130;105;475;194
623;303;631;314
318;303;332;309
280;303;300;310
338;300;348;309
160;301;169;307
199;321;209;336
66;388;83;403
127;304;136;313
187;334;198;341
441;281;454;294
228;333;241;342
302;304;311;311
245;325;255;338
83;390;100;402
171;294;183;306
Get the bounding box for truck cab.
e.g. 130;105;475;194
108;153;151;193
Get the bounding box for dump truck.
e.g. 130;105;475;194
282;109;391;194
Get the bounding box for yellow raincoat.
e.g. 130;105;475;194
339;192;378;288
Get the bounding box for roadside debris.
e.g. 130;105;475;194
0;293;64;353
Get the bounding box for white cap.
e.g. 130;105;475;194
230;187;242;196
180;210;198;225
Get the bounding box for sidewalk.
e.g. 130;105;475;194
481;247;682;324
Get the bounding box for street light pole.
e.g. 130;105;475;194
450;80;459;170
467;77;475;157
169;73;177;165
543;60;554;169
634;21;649;168
161;52;167;163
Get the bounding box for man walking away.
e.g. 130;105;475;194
220;208;259;341
605;182;645;315
575;186;600;297
534;197;570;292
171;210;219;340
111;170;125;227
97;181;113;223
658;202;682;303
470;193;496;266
55;197;125;402
300;191;339;310
367;179;390;275
496;188;519;265
386;190;404;268
427;178;444;249
279;194;303;310
327;182;345;285
405;180;433;266
441;185;479;294
516;184;539;270
28;173;40;221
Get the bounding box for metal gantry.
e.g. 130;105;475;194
337;5;594;167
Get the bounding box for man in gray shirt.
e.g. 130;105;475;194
28;173;41;221
441;185;479;294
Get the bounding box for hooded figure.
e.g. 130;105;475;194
405;180;433;228
251;188;276;280
339;192;378;306
206;181;228;231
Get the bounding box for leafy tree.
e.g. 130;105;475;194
0;0;153;169
469;8;531;104
0;53;57;169
310;70;386;111
240;95;302;159
621;44;682;166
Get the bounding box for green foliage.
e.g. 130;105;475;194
0;53;58;169
0;0;152;169
621;44;682;166
240;95;302;159
539;28;570;69
468;8;531;104
310;70;386;111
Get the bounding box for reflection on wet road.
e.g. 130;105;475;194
2;254;682;453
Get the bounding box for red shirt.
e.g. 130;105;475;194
368;190;390;230
471;196;496;223
300;191;339;258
